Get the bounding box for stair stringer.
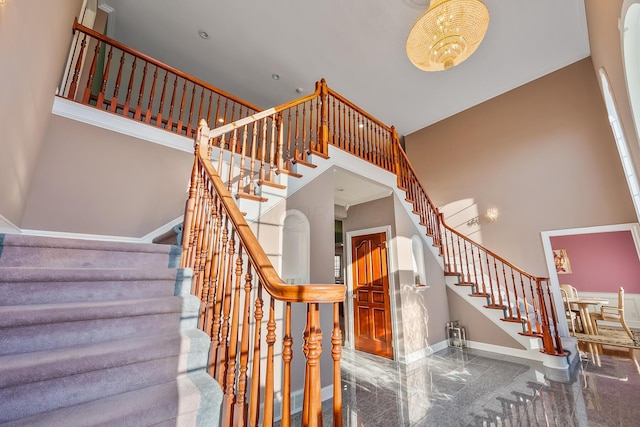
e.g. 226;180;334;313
445;275;577;370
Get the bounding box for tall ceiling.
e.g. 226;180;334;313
105;0;591;136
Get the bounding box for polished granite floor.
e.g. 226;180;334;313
279;346;640;426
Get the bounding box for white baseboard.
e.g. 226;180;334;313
399;340;449;364
16;216;184;244
0;214;20;234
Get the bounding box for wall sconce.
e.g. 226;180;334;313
486;207;499;221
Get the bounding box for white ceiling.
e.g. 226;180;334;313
105;0;591;137
103;0;591;209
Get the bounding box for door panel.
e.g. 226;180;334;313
351;231;393;359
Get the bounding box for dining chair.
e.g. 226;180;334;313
560;284;582;330
560;288;579;334
590;287;633;340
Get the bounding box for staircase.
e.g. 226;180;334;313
0;234;223;426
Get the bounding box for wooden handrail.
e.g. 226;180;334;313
440;220;545;283
196;120;344;303
71;18;262;113
326;85;392;131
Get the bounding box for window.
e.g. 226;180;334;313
599;68;640;222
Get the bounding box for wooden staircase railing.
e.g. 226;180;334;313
181;120;345;427
58;20;567;358
59;19;261;140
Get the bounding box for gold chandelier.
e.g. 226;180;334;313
406;0;490;72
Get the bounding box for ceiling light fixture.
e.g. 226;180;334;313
272;73;280;80
199;30;209;39
406;0;489;72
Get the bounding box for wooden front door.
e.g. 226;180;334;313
351;232;393;359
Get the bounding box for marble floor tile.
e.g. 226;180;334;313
275;346;640;426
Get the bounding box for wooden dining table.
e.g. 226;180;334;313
566;297;609;335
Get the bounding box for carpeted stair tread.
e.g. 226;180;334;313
0;233;174;254
0;267;178;305
0;371;222;426
0;296;183;328
0;234;179;269
0;330;209;389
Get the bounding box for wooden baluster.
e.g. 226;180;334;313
294;105;301;162
222;246;244;423
517;274;531;333
493;258;504;308
96;44;113;109
263;298;277;427
455;234;463;275
301;309;310;425
527;278;541;335
502;264;513;319
246;121;259;197
369;121;376;165
230;102;237;126
216;229;236;385
110;50;125;113
267;117;277;182
186;83;197;136
248;282;264;427
67;33;88;100
227;130;237;192
210;217;230;378
204;198;223;335
123;58;136;117
134;61;148;121
166;76;178;131
82;40;101;104
222;98;230;127
213;94;222;126
206;90;213;125
233;262;253;426
281;302;293;427
236;126;249;196
197;188;216;329
301;101;308;160
325;96;338;145
332;302;343;427
469;245;479;291
485;252;498;307
285;110;293;170
339;101;345;149
177;79;188;134
258;118;268;183
196;88;205;135
275;114;284;174
318;80;329;155
156;70;168;128
535;279;555;354
346;108;353;153
191;175;208;298
476;248;487;296
145;65;158;124
303;303;323;427
510;269;521;320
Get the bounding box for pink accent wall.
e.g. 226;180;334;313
550;231;640;294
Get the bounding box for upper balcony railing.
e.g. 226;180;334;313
59;19;260;140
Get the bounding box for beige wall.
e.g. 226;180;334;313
405;58;635;277
0;0;83;227
21;115;193;237
392;195;449;354
446;288;525;350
